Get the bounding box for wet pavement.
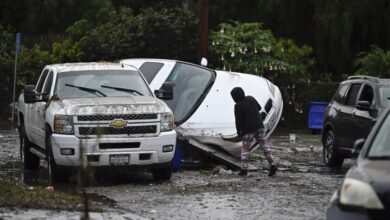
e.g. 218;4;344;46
0;130;354;220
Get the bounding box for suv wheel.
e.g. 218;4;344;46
21;123;40;170
152;166;172;181
323;130;344;167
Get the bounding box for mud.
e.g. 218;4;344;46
0;130;353;219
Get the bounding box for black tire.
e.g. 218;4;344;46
46;130;69;183
323;130;344;167
152;165;172;181
20;124;40;170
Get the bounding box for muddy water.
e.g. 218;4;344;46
0;130;353;219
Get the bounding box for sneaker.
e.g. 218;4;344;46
238;170;248;176
268;165;278;176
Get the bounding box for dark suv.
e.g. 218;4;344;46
322;76;390;167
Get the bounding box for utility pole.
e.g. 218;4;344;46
12;33;21;128
197;0;208;64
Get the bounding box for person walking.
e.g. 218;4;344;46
230;87;278;176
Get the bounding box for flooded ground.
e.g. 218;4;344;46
0;130;353;220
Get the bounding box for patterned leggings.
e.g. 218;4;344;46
241;128;275;171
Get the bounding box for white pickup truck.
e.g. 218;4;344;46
17;62;176;182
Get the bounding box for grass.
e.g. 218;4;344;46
0;179;100;211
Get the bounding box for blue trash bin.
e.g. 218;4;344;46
172;143;182;171
308;102;328;133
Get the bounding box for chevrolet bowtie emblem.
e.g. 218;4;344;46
110;119;128;128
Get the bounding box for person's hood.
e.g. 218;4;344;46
231;87;245;103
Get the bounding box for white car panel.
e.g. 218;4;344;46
122;59;283;158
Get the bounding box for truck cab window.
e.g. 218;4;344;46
42;71;54;96
36;69;49;93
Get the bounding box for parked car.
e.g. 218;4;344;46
121;59;283;158
322;76;390;167
18;62;176;182
327;106;390;219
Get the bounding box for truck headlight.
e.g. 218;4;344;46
54;115;74;134
160;112;174;132
340;178;384;209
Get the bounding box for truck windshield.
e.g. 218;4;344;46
379;87;390;107
55;70;152;99
368;111;390;158
163;62;215;124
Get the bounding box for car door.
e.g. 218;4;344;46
326;82;348;143
30;69;53;147
29;69;49;145
337;83;362;149
352;84;377;142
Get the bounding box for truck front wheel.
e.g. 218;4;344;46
21;123;40;170
152;165;172;181
46;131;69;183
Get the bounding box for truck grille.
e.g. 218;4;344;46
79;125;157;135
77;114;157;121
99;142;140;149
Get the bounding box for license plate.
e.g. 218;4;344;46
109;154;130;166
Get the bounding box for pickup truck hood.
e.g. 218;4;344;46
50;96;170;115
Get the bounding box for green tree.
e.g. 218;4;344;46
0;26;15;119
209;21;315;114
313;0;390;78
207;0;390;79
51;19;90;63
0;0;114;48
67;6;198;62
131;7;198;61
209;22;314;83
354;45;390;78
18;45;51;86
78;7;136;61
0;26;51;119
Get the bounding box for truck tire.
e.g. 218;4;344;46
20;123;40;170
152;165;172;181
46;131;69;183
322;130;344;167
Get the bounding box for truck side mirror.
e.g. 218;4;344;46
352;138;365;157
154;82;173;100
356;100;370;111
24;85;37;104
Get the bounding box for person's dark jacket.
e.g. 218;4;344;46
231;87;264;135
